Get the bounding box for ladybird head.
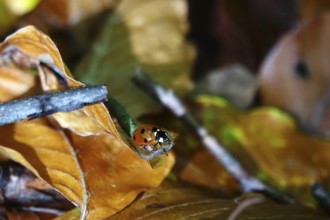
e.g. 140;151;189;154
131;124;176;153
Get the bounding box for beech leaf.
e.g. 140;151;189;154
195;95;330;200
0;26;175;219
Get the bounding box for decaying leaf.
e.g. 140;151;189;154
107;182;324;220
0;26;174;219
259;12;330;136
75;0;195;118
0;65;35;102
195;95;330;200
107;182;234;220
241;108;330;188
180;149;239;192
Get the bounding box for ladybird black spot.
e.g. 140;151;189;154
140;128;145;134
156;130;171;144
152;127;158;132
133;135;136;140
144;138;148;143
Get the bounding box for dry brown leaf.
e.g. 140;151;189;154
107;182;234;220
180;150;239;191
299;0;330;20
0;26;175;219
259;12;330;136
3;25;119;136
5;209;41;220
0;66;35;102
107;183;324;220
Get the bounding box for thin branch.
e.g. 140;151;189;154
312;183;330;215
132;69;295;203
227;197;264;220
0;85;107;126
20;206;66;216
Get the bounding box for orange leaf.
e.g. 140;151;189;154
0;26;175;219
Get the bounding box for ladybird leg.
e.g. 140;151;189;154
156;142;168;156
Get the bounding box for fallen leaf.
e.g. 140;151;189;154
196;95;330;200
259;12;330;136
107;182;234;220
108;182;324;220
75;0;194;118
2;25;118;136
0;66;35;102
180;149;239;192
5;209;41;220
0;26;175;219
241;107;330;188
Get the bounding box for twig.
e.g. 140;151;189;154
312;183;330;215
132;69;295;203
227;197;264;220
0;85;107;126
20;206;66;216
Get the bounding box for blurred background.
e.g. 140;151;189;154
2;1;330;218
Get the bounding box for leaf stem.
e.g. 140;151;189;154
312;183;330;215
105;96;137;137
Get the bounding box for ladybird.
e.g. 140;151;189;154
132;124;173;153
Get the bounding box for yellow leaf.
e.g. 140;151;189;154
196;95;330;196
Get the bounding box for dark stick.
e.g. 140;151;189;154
132;69;295;203
0;85;107;126
312;183;330;215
